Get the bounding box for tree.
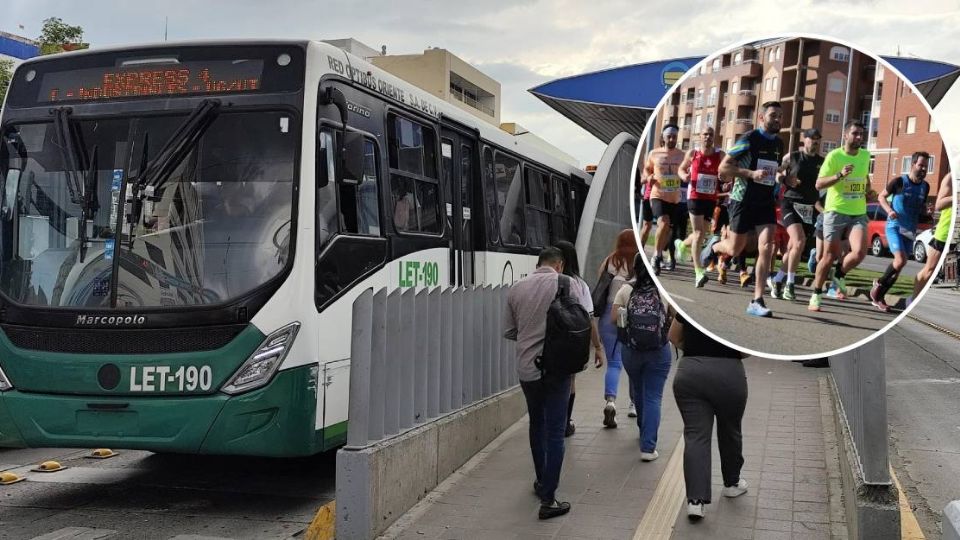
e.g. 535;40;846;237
0;58;13;107
37;17;88;55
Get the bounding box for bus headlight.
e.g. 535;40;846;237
221;322;300;395
0;364;12;392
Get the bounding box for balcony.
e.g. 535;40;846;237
694;98;705;109
723;59;763;79
733;118;754;135
727;90;756;108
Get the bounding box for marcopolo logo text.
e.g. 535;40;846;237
76;314;147;326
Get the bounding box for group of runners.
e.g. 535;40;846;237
637;100;954;318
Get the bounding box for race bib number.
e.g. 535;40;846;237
755;159;778;186
660;174;680;192
842;177;866;199
794;203;815;225
695;173;718;194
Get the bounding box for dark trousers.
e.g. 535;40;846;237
672;356;747;503
520;374;572;503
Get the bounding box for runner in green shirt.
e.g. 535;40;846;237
912;172;954;303
808;120;871;312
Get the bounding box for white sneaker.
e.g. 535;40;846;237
640;450;659;462
687;501;704;519
628;402;637;418
602;401;617;428
721;479;748;498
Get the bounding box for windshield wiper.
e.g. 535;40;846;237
125;99;221;247
51;107;99;262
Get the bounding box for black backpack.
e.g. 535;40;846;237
538;274;593;376
617;285;668;351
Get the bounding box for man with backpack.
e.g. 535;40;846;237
504;246;592;520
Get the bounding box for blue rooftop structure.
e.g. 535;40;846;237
531;50;959;143
0;32;40;61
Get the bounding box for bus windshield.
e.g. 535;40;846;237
0;110;297;309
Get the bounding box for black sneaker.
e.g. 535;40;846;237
666;258;676;271
538;500;571;520
653;256;662;276
565;421;576;437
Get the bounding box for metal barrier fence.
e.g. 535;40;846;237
345;284;518;448
829;334;891;485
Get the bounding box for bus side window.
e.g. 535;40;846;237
339;138;381;236
523;167;551;249
388;114;441;235
551;175;570;243
481;146;499;245
317;130;339;247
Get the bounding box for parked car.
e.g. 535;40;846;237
866;202;934;258
914;229;934;264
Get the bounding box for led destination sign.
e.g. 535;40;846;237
38;59;265;103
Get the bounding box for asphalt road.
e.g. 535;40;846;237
886;287;960;537
0;446;336;539
643;248;900;357
859;253;924;275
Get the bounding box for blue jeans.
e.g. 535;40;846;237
621;344;672;452
599;304;634;402
520;374;572;503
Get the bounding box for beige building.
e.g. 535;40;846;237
371;47;501;126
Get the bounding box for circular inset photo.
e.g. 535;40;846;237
633;35;957;359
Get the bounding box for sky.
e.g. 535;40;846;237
5;0;960;168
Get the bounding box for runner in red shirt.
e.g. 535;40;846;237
678;126;727;287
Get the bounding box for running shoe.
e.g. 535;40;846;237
718;266;728;285
807;249;818;274
746;300;772;317
832;276;847;296
721;479;749;498
695;269;708;288
739;272;751;288
674;239;689;262
767;277;783;299
653;256;662;276
666;258;677;272
869;279;882;303
808;292;822;311
602;401;617;428
699;237;720;268
628;402;637;418
826;286;845;300
640;450;659;462
783;283;796;301
706;261;717;273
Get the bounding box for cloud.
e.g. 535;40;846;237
4;0;960;164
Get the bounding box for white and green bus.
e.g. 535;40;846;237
0;40;592;456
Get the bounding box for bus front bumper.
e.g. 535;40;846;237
0;365;324;457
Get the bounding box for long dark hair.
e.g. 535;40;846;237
633;252;655;290
555;240;580;279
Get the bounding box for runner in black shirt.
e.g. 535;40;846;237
700;101;784;317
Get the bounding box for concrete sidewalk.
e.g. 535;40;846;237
382;356;847;540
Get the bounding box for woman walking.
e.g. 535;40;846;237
669;313;749;520
610;253;672;461
595;229;639;427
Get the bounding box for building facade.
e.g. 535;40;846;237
371;47;501;126
656;37;875;157
869;63;950;197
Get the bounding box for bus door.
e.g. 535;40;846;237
440;128;477;286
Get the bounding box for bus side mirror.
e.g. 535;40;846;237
340;132;365;185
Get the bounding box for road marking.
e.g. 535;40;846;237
665;292;695;304
891;467;926;539
305;500;336;540
907;314;960;341
888;377;960;385
30;528;116;540
632;437;684;540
